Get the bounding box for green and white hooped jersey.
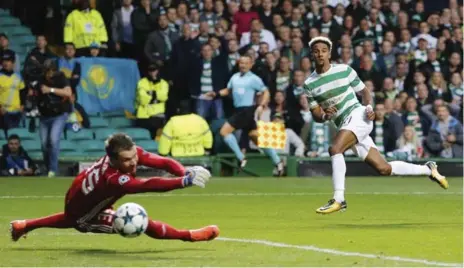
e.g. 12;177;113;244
303;64;365;128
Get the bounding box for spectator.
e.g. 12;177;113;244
417;48;442;80
314;6;343;43
282;37;308;70
381;77;398;100
300;56;312;78
89;43;101;57
402;96;430;141
357;54;384;90
258;0;275;31
0;50;25;130
144;14;180;73
200;0;218;34
448;72;463;105
425;104;463;158
370;102;398;155
411;22;438;49
111;0;135;59
37;59;73;178
166;7;180;32
0;134;37;176
421;98;461;124
416;83;433;107
131;0;157;65
239;30;261;55
189;44;227;121
377;40;396;75
429;72;452;102
442;52;462;82
384;98;404;138
392;61;408;92
352;18;376;47
24;35;55;70
226;39;240;73
0;33;20;73
396;28;413;54
58;43;81;91
240;19;277;51
389;125;424;160
135;64;168;139
273;113;306;157
413;36;429;67
64;0;108;57
285;69;305;110
275;56;291;92
158;102;213;157
232;0;259;37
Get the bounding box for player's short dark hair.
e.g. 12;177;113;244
8;134;20;141
105;133;135;160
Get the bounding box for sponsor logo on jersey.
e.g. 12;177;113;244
118;175;130;185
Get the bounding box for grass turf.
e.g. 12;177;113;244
0;176;462;266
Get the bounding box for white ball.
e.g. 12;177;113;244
113;202;149;238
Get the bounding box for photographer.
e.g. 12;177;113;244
36;59;73;177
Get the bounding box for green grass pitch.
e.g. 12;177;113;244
0;177;462;266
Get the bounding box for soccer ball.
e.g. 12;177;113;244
113;202;149;238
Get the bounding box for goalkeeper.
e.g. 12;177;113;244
10;133;219;242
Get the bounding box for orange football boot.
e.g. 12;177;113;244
190;225;220;242
10;220;28;242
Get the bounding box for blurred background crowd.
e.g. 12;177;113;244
0;0;462;176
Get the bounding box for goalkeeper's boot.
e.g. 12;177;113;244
425;161;448;189
190;225;220;242
273;161;285;177
316;199;347;214
10;220;27;242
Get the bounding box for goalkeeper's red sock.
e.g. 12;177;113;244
145;220;192;241
25;212;73;232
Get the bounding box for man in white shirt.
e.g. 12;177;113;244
239;19;277;51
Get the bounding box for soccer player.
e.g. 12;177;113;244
218;55;284;175
10;133;219;242
304;37;448;214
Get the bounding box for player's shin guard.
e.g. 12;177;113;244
331;154;346;202
389;161;432;176
262;148;281;165
145;220;192;241
223;134;245;161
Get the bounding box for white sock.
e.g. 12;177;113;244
389;161;432;176
331;154;346;202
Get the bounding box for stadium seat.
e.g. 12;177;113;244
67;129;94;141
14;35;35;45
101;111;126;118
136;140;159;152
119;128;152;141
0;17;20;27
94;128;118;140
110;117;133;128
82;140;104;152
60;140;77;152
0;131;6;140
20;140;42;153
0;9;11;16
8;26;32;37
90;117;109;128
7;128;36;140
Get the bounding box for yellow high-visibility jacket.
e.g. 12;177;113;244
136;78;169;119
64;9;108;49
158;114;213;157
0;72;25;112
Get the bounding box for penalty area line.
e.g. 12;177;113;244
217;237;462;267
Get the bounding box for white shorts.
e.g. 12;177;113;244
339;106;377;160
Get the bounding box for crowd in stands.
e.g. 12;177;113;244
0;0;463;176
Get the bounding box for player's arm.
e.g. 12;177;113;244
116;167;211;194
347;66;369;105
360;87;372;106
136;147;185;176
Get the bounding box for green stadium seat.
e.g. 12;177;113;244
0;131;6;140
94;128;118;140
82;140;104;152
136;140;159;152
20;140;41;152
0;9;11;16
61;151;85;158
0;17;20;27
119;128;151;141
60;140;77;152
67;129;94;141
14;35;35;45
90;117;109;128
101;111;125;118
7;128;36;140
110;117;133;128
28;152;42;160
8;26;32;37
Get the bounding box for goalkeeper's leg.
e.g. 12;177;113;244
10;212;74;241
145;220;219;242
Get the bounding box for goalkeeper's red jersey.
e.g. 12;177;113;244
64;147;185;221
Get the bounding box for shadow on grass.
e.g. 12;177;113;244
332;222;462;229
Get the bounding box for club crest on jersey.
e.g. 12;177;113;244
118;175;130;185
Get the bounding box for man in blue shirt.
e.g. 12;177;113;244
217;55;284;175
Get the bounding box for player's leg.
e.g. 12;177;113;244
10;212;75;241
248;129;284;176
364;146;448;189
145;220;219;242
316;129;357;214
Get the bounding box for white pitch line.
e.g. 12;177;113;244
7;232;462;267
216;237;463;267
0;191;461;199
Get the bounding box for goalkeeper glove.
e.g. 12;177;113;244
183;166;211;188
